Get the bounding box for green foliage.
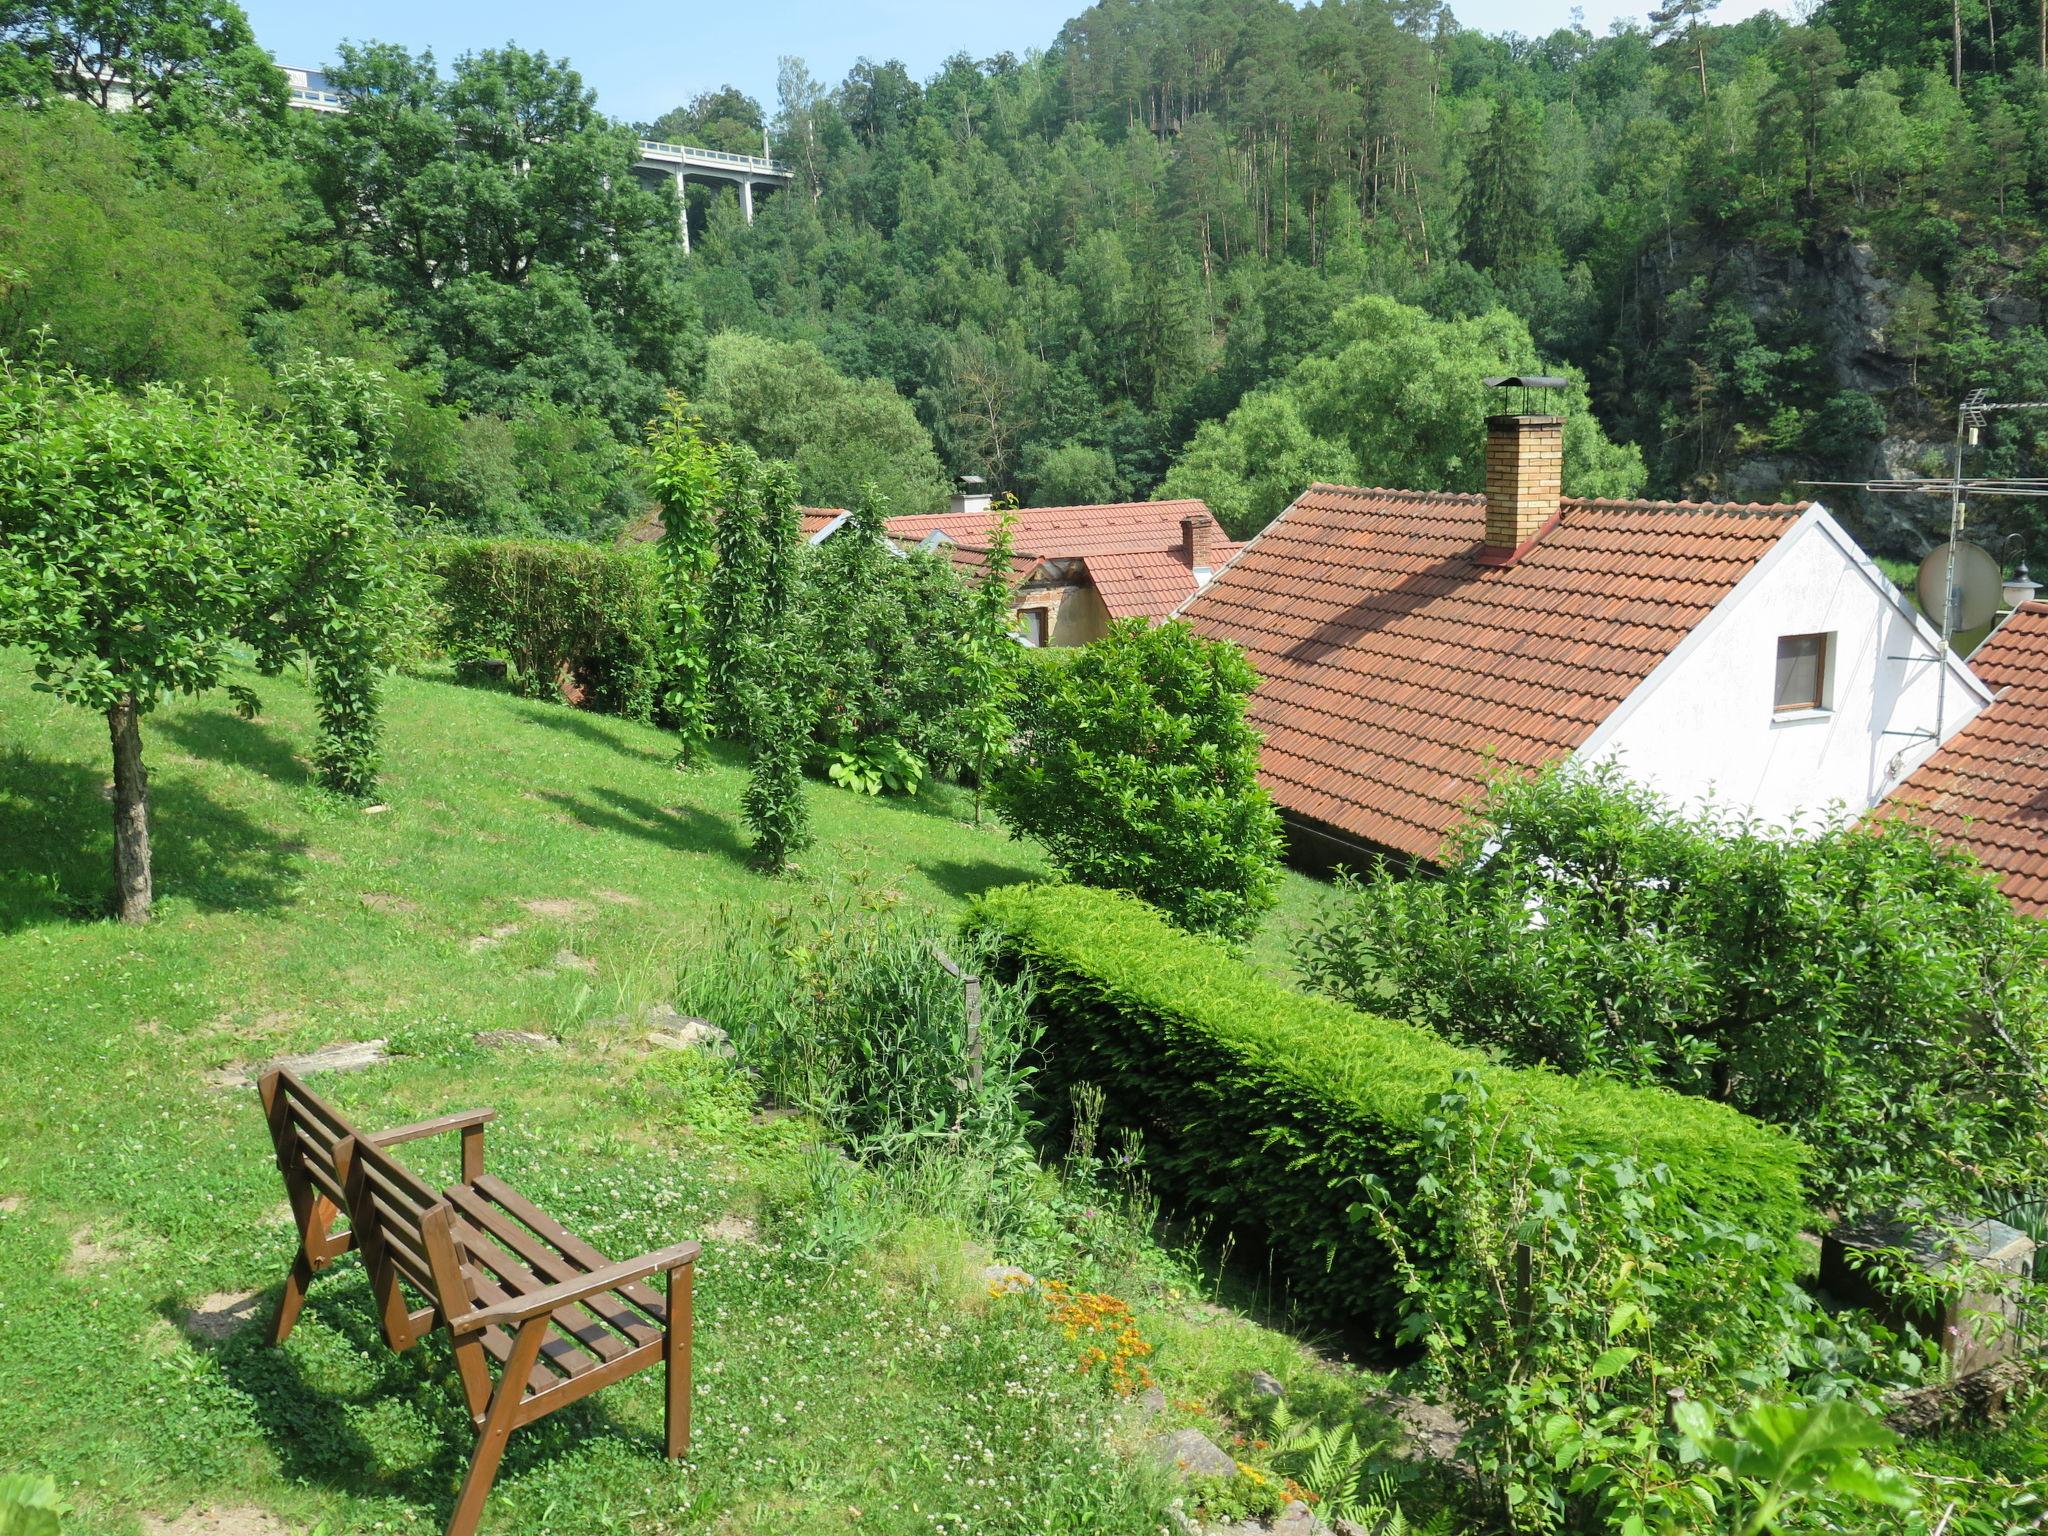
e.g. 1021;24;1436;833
737;455;811;872
0;352;400;908
1160;297;1643;537
990;619;1282;941
306;41;703;439
1371;1072;1817;1532
795;485;978;778
1295;764;2048;1218
0;104;278;398
953;507;1019;823
0;1474;63;1536
825;736;925;797
273;349;397;478
693;332;948;517
643;398;721;766
673;901;1037;1158
704;445;773;734
963;882;1812;1339
0;0;286;135
422;538;664;720
1676;1398;1917;1535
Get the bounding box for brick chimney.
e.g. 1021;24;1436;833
1476;413;1563;565
1181;512;1215;581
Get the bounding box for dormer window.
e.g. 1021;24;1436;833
1774;633;1831;714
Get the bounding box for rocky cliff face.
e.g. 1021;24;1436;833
1619;225;2045;559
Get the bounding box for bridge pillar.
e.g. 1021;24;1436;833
740;178;755;223
676;170;690;254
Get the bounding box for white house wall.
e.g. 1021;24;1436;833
1571;507;1993;829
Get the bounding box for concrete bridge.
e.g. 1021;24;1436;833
632;141;793;251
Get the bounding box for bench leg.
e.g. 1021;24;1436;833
665;1263;694;1460
268;1251;316;1346
446;1319;545;1536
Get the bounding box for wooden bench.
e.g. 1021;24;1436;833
259;1067;700;1536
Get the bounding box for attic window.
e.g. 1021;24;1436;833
1017;608;1050;648
1774;633;1830;714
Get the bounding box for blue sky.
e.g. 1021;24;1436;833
242;0;1781;127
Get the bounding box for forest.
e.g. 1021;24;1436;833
6;0;2048;556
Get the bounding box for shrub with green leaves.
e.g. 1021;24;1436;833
964;882;1810;1339
421;537;665;720
643;396;720;766
990;618;1283;941
1295;764;2048;1219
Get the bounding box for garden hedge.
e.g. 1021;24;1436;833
418;537;666;720
964;882;1812;1339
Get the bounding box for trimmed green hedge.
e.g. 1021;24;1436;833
964;882;1812;1338
418;537;666;720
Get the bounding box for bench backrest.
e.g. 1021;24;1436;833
259;1066;369;1266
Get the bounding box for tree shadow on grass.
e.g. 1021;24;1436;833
534;786;748;862
917;857;1046;903
188;1278;649;1524
157;709;313;787
0;747;306;933
513;702;682;766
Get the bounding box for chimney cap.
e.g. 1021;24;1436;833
958;474;986;490
1483;374;1568;390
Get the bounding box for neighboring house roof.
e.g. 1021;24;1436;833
884;500;1241;621
617;506;849;546
1175;483;1807;864
1878;601;2048;915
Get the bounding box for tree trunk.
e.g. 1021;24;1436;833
2039;0;2045;70
1954;0;1965;88
107;695;152;924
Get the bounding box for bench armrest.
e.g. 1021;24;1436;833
452;1239;702;1333
369;1108;495;1149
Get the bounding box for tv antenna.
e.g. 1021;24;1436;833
1802;389;2048;743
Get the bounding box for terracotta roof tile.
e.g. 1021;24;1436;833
1176;483;1806;864
1878;601;2048;915
886;499;1237;621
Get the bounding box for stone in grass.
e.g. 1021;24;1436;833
646;1017;733;1058
1147;1427;1237;1480
552;949;598;974
981;1263;1034;1292
1247;1368;1285;1398
208;1039;389;1090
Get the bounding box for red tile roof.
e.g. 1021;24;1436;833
1878;601;2048;915
1176;483;1807;864
619;506;847;545
885;500;1238;620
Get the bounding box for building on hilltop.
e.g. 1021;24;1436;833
1876;600;2048;915
883;483;1238;647
1175;408;1991;870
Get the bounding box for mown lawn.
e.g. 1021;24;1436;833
0;658;1354;1536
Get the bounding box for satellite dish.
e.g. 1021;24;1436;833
1917;540;2004;631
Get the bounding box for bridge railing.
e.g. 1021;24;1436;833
634;140;792;177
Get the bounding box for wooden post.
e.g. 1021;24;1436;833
930;943;985;1093
963;973;983;1093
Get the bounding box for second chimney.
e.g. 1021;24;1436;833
1477;413;1563;565
1181;513;1214;580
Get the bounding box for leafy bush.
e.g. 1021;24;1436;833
1295;764;2048;1218
420;537;666;720
795;488;979;780
963;882;1811;1339
991;618;1283;941
1370;1073;1833;1532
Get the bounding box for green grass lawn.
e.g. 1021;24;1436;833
0;658;1359;1536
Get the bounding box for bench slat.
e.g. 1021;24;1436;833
471;1175;668;1316
447;1187;664;1345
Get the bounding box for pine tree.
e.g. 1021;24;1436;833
1649;0;1722;104
1458;96;1550;274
